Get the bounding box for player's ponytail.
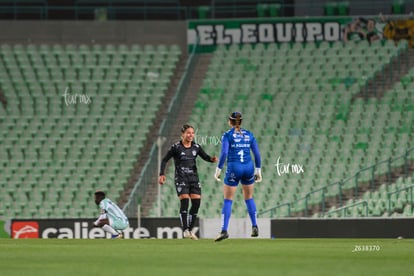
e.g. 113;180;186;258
234;113;242;132
229;111;242;133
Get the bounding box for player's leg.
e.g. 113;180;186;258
188;181;201;232
221;184;237;230
96;218;121;238
242;184;259;237
215;183;237;242
176;181;191;238
188;195;200;231
188;180;201;239
242;162;259;237
179;194;190;236
111;218;129;239
188;193;201;240
215;163;241;242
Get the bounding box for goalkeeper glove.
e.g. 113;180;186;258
214;167;222;181
254;168;262;183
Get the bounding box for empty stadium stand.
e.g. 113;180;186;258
320;175;414;218
150;39;414;219
1;38;413;221
0;43;181;218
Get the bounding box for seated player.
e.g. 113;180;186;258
93;190;129;239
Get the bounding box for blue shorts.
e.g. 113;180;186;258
224;161;255;186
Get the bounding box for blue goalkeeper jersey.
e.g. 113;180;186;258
218;128;261;169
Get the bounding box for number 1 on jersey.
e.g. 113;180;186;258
237;150;244;163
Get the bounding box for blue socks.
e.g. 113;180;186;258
221;198;257;232
221;199;233;232
245;198;257;227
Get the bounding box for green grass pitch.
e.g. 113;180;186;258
0;238;412;276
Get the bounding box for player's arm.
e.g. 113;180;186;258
93;211;107;227
251;137;262;182
198;145;218;163
159;145;174;184
214;135;229;181
343;25;350;42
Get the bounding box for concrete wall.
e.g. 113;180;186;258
200;218;271;239
0;21;187;50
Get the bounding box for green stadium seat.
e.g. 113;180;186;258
324;2;337;16
150;40;413;218
0;42;181;218
392;0;405;14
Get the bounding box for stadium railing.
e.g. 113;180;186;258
259;147;414;218
122;144;157;218
166;38;410;219
122;36;199;217
324;200;369;218
0;42;180;219
258;202;292;218
387;184;414;214
159;37;200;140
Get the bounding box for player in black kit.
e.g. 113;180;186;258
159;124;217;240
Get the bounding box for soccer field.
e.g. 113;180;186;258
0;238;412;276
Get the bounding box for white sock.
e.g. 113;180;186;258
102;224;118;235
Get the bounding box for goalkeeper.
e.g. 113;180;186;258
214;112;262;242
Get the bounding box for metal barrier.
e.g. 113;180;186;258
324;200;369;217
259;147;414;218
387;184;414;214
159;42;199;139
258;202;292;218
122;36;199;217
122;144;157;217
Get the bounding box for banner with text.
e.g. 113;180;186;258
10;218;198;239
187;17;351;53
187;16;414;52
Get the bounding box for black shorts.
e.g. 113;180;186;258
175;181;201;196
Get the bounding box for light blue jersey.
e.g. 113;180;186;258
99;198;129;230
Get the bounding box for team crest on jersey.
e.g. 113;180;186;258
229;173;237;182
192;150;196;156
233;133;243;142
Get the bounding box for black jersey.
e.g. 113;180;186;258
160;141;214;183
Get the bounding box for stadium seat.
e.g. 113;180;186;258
151;39;413;219
0;43;181;219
